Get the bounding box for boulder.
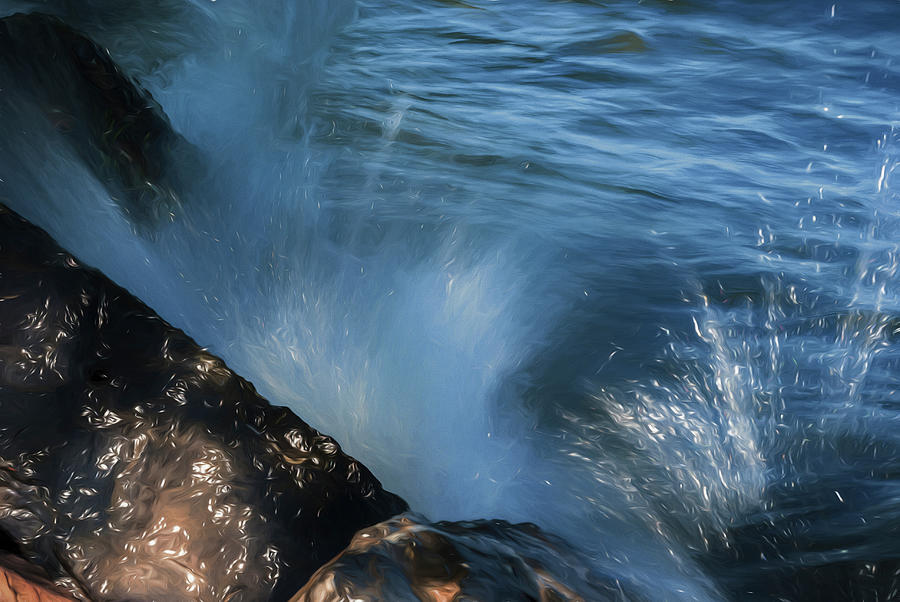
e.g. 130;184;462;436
0;204;408;601
291;513;637;601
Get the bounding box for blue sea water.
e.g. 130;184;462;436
0;0;898;599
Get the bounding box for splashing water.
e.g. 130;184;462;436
1;0;898;598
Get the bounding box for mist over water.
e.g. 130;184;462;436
1;0;898;598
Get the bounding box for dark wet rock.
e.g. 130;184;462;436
291;513;639;602
0;204;408;601
0;12;198;225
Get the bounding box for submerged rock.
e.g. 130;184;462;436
291;513;638;601
0;12;198;226
0;204;408;600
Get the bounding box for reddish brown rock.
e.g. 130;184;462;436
0;554;74;601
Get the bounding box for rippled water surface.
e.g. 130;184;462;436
1;0;898;599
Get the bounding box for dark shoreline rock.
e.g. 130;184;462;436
291;513;637;602
0;203;407;600
0;12;199;227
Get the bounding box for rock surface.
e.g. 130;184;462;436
291;513;638;602
0;204;407;601
0;553;75;601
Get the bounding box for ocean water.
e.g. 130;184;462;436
0;0;898;599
